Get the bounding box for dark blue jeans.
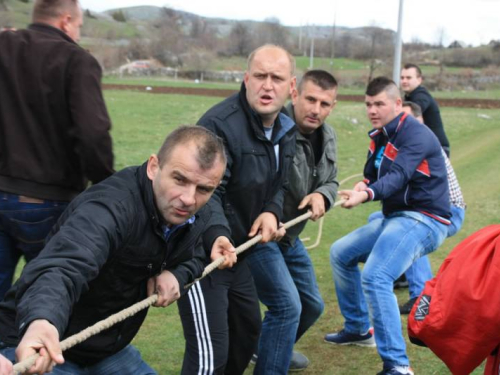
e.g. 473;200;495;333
246;238;324;375
0;344;155;374
0;192;68;300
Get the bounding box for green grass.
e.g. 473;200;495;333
101;90;500;374
103;76;241;90
432;88;500;100
12;90;500;373
295;56;368;72
103;75;500;100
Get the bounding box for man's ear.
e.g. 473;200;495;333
59;13;72;34
146;155;159;181
290;76;297;95
291;87;299;106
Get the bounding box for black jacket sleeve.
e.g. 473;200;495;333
67;51;114;184
196;119;233;250
14;197;132;337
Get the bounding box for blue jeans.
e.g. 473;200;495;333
0;192;68;300
369;207;466;299
330;211;448;367
247;238;324;375
0;344;155;374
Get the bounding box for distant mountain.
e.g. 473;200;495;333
104;5;163;21
102;5;395;42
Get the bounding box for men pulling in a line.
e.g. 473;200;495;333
177;44;297;375
326;77;450;375
246;70;339;373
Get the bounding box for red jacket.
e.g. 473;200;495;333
408;225;500;375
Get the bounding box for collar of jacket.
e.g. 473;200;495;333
136;162;194;236
407;85;427;96
368;112;406;140
28;23;77;45
238;83;295;145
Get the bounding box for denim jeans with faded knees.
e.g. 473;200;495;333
247;238;324;375
0;344;156;375
0;192;69;300
330;211;448;368
405;205;465;298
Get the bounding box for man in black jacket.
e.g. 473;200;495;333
0;0;114;300
400;63;450;155
0;126;234;375
177;44;297;375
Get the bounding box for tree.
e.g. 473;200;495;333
111;10;126;23
148;7;185;66
255;17;291;49
228;22;252;56
183;48;215;81
84;9;96;20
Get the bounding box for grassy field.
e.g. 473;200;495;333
102;75;500;101
95;89;500;374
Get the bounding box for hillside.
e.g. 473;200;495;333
0;1;395;47
104;5;396;44
2;0;499;92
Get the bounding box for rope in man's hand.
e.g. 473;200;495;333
13;199;344;374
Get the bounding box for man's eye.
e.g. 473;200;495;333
198;187;212;194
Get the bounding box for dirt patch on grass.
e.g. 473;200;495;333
103;84;500;109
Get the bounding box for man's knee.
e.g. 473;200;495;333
361;267;393;292
330;238;352;268
267;288;302;322
303;295;324;322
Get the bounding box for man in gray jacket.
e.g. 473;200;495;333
246;70;339;374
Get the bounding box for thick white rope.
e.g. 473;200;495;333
302;173;363;250
13;294;158;374
13;199;345;374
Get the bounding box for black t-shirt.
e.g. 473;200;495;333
302;127;323;166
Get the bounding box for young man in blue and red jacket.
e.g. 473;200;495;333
325;77;450;375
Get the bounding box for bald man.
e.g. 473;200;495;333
176;44;297;375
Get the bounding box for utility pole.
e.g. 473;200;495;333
392;0;404;85
298;24;302;51
309;25;315;69
330;0;338;61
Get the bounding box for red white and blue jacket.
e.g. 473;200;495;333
364;112;451;224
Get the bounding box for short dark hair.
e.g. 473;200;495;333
403;63;422;77
32;0;79;22
365;76;401;100
157;126;226;171
403;101;423;118
298;70;338;93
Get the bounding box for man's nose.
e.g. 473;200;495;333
180;186;196;206
311;102;321;114
263;76;273;90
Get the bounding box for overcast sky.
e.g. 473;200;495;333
79;0;499;47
